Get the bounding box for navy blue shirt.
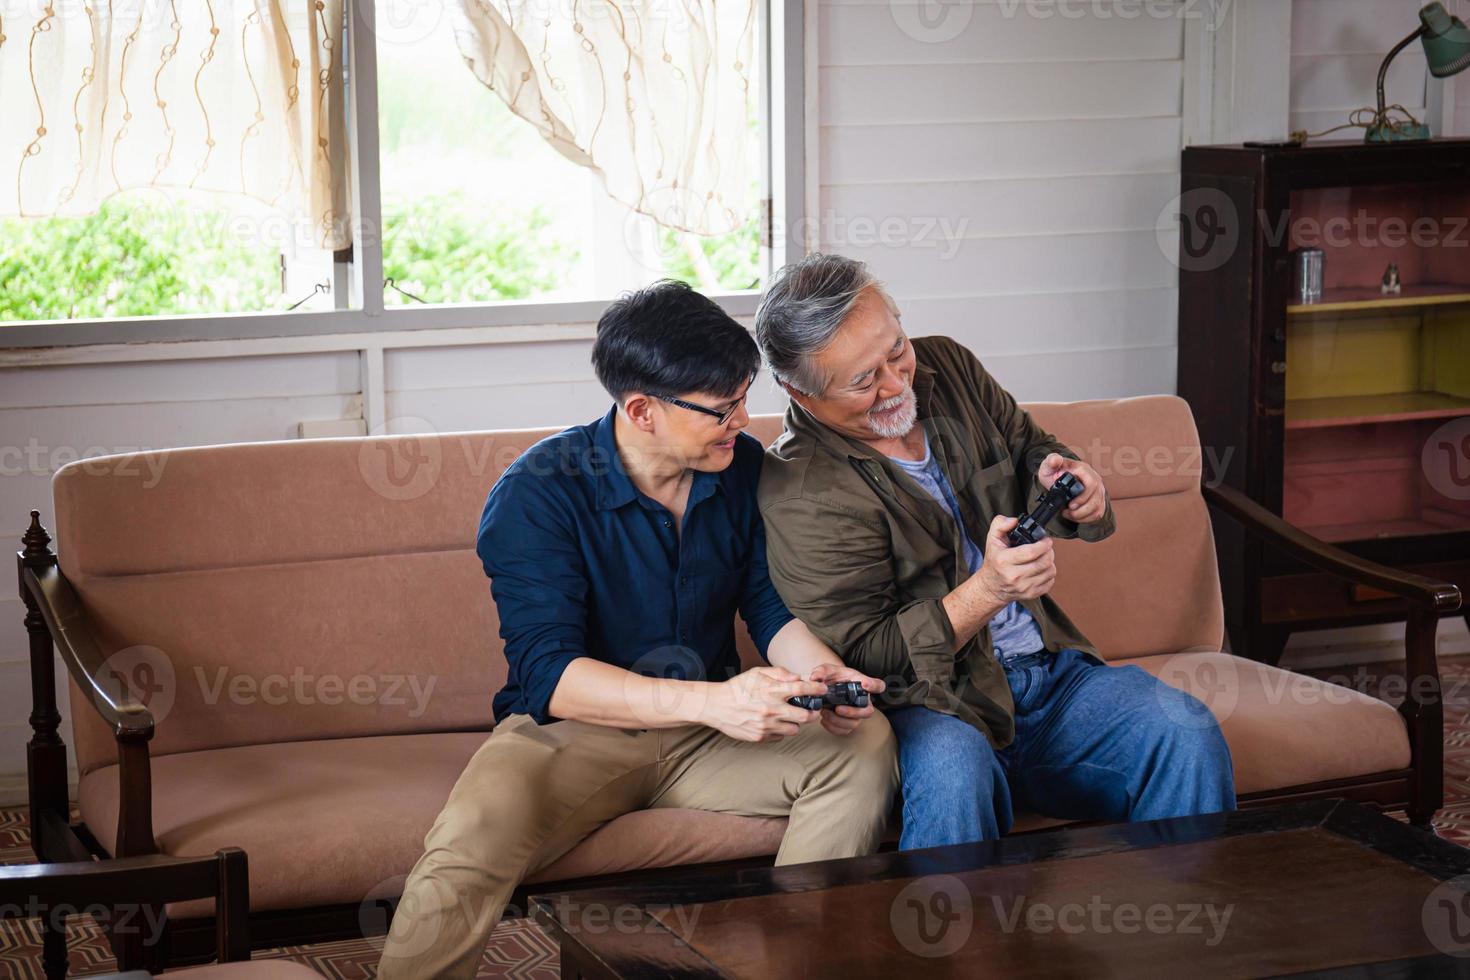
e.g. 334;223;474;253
478;407;795;724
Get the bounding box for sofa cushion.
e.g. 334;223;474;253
78;729;1080;919
77;732;791;917
1121;651;1411;795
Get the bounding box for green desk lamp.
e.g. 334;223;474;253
1367;1;1470;142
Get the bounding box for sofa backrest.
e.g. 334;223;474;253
55;427;555;775
1028;395;1225;661
53;397;1218;775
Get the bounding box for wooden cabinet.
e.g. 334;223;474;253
1177;139;1470;664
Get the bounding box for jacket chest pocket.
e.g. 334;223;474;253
960;453;1023;530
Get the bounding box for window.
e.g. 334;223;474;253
375;4;766;307
0;0;795;343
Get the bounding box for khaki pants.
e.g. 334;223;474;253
377;712;898;979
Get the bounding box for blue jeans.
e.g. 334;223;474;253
888;648;1236;850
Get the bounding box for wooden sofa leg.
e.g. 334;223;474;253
1408;809;1441;835
41;915;68;980
1403;608;1445;837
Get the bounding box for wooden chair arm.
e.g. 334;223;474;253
20;562;155;740
0;849;251;966
1202;482;1463;612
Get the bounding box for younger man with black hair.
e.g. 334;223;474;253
379;280;897;979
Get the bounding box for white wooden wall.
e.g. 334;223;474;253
817;1;1186;401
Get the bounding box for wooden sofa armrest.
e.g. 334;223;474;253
1203;481;1457;826
18;511;157;868
20;561;155;741
0;848;250;974
1202;483;1462;612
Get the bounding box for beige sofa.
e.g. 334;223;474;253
18;394;1458;964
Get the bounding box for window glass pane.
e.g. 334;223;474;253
374;2;765;308
1;190;338;321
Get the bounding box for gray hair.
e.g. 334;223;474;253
755;253;896;396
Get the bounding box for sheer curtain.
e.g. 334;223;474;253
448;0;758;236
0;1;757;254
0;0;349;248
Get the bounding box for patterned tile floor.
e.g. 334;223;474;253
4;654;1470;978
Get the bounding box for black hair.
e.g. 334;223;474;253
591;279;760;402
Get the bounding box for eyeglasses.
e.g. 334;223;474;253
653;392;745;426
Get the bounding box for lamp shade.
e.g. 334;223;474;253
1421;2;1470;77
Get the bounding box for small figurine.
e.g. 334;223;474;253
1382;262;1402;295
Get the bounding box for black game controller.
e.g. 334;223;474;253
788;681;870;712
1008;471;1085;546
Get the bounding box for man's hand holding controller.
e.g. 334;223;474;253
975;453;1107;606
703;664;885;743
1036;452;1108;526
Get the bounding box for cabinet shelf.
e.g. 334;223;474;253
1287;283;1470;316
1284;391;1470;429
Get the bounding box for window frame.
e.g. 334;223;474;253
0;0;805;350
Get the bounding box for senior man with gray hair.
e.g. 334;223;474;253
754;252;1235;850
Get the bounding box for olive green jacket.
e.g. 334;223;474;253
758;335;1116;748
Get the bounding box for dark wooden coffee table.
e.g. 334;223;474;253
529;800;1470;979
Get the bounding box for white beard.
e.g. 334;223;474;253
866;385;918;439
